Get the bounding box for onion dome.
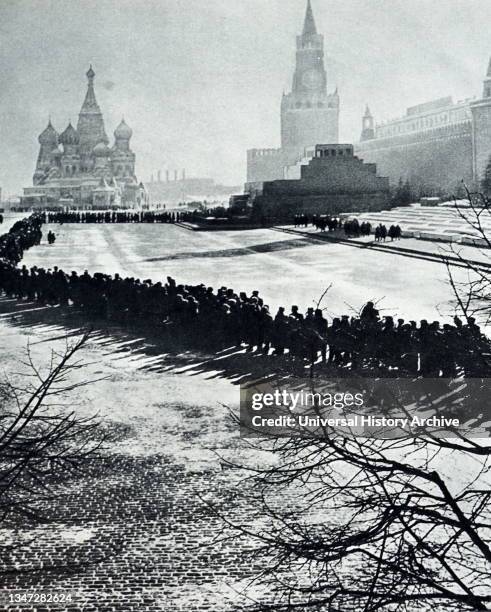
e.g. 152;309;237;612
38;120;58;146
59;122;80;145
114;118;132;140
93;141;111;157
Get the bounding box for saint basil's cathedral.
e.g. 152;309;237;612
22;66;147;208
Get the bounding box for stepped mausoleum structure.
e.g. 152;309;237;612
246;144;390;217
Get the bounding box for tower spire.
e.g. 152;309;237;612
303;0;317;37
361;105;375;141
80;65;100;114
77;65;109;156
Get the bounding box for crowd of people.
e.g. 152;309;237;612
41;210;187;224
314;216;341;232
0;214;43;265
293;214;314;228
293;214;403;241
343;219;372;237
374;223;402;242
0;214;488;377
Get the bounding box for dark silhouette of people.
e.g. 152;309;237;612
0;213;488;378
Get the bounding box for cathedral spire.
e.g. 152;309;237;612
80;65;101;115
302;0;317;37
77;65;109;156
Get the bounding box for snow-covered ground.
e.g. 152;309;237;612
1;222;489;611
348;202;491;242
20;223;469;323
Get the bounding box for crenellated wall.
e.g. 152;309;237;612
354;91;491;195
246;148;289;183
355;122;474;195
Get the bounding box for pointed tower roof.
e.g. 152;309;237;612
77;65;109;152
302;0;317;36
80;65;101;115
364;105;372;117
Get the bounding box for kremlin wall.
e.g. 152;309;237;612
354;92;490;196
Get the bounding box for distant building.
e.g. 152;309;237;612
354;61;491;194
246;144;390;218
247;0;339;184
22;66;147;209
146;172;241;204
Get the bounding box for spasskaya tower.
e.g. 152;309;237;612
281;0;339;152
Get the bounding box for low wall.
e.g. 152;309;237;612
253;192;391;220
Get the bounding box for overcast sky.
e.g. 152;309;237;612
1;0;491;196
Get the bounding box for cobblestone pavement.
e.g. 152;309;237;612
0;309;268;612
1;454;262;611
1;222;477;611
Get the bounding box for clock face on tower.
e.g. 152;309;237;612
302;69;323;90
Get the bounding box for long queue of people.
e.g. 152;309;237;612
0;214;488;377
42;211;186;224
0;266;488;377
0;214;43;265
343;219;372;237
345;220;402;240
293;214;403;241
